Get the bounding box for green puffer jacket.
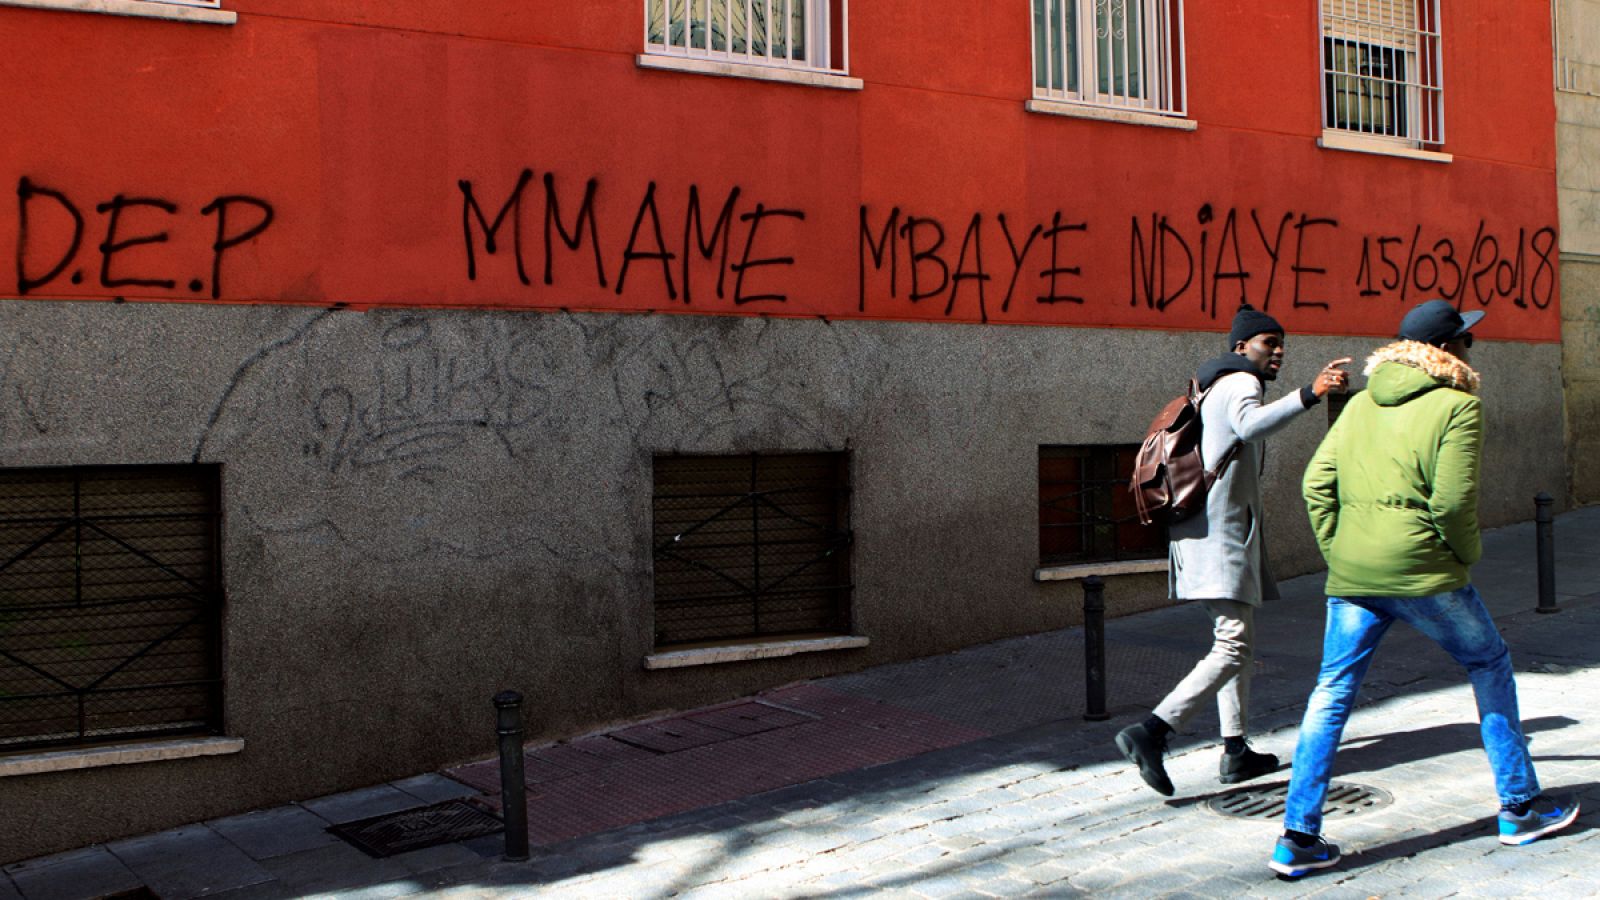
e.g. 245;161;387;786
1302;340;1483;598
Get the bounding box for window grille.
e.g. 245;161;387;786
644;0;849;75
1031;0;1187;116
652;453;851;648
0;466;223;752
1320;0;1444;146
1040;446;1165;565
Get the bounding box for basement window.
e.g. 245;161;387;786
651;453;852;649
1039;445;1165;566
0;465;224;753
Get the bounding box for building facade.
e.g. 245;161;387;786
0;0;1566;861
1556;0;1600;502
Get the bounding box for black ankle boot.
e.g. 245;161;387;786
1219;742;1279;784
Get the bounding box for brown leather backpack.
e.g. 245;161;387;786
1130;379;1240;526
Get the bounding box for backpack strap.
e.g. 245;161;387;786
1190;377;1242;484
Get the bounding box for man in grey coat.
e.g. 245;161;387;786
1116;305;1350;796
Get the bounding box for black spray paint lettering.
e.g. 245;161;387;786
1290;214;1338;310
1130;207;1335;314
97;195;177;290
200;196;274;300
859;206;1079;322
1037;212;1087;306
461;172;800;306
15;178;274;298
996;213;1041;313
615;181;677;300
731;204;804;305
1354;222;1556;310
682;184;740;304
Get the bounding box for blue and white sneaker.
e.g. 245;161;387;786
1499;794;1579;846
1268;835;1341;877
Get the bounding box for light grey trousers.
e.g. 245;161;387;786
1152;598;1255;737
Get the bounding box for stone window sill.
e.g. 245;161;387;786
636;54;863;91
646;635;869;669
0;737;244;777
1025;99;1197;131
1318;130;1451;163
1035;558;1168;582
0;0;235;25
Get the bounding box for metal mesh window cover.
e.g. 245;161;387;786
0;465;223;752
1040;445;1165;565
652;453;852;647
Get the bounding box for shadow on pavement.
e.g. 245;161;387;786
1329;714;1583;776
1324;780;1599;878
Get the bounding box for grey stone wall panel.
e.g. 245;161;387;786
0;299;1565;862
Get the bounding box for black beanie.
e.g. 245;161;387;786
1228;304;1284;349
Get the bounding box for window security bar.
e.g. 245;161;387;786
0;466;223;752
644;0;849;75
1319;0;1444;146
1031;0;1188;116
1039;476;1166;565
652;454;852;647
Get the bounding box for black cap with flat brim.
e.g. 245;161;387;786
1398;299;1485;345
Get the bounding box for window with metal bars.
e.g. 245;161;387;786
1320;0;1444;146
652;453;852;648
1039;445;1165;565
0;465;223;753
1031;0;1187;116
644;0;849;75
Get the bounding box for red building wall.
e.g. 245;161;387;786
2;0;1560;340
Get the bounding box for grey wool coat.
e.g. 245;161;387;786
1167;371;1315;606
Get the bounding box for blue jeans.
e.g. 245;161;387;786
1283;585;1540;835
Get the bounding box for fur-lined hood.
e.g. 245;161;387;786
1363;340;1481;402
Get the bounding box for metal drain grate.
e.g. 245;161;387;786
1205;780;1393;820
328;799;504;858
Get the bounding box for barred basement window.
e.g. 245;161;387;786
0;465;223;753
652;453;851;648
1040;445;1164;565
1320;0;1444;147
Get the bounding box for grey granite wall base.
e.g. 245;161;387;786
0;300;1566;863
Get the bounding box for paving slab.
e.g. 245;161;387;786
206;805;344;861
299;784;431;825
106;824;273;899
2;846;142;900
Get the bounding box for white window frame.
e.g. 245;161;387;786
640;0;857;89
1029;0;1188;119
1318;0;1445;150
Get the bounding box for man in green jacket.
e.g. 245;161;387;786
1268;300;1578;878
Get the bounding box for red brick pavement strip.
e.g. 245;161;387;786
444;685;992;847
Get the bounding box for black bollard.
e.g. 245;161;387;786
494;690;530;861
1083;576;1109;721
1535;492;1559;614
